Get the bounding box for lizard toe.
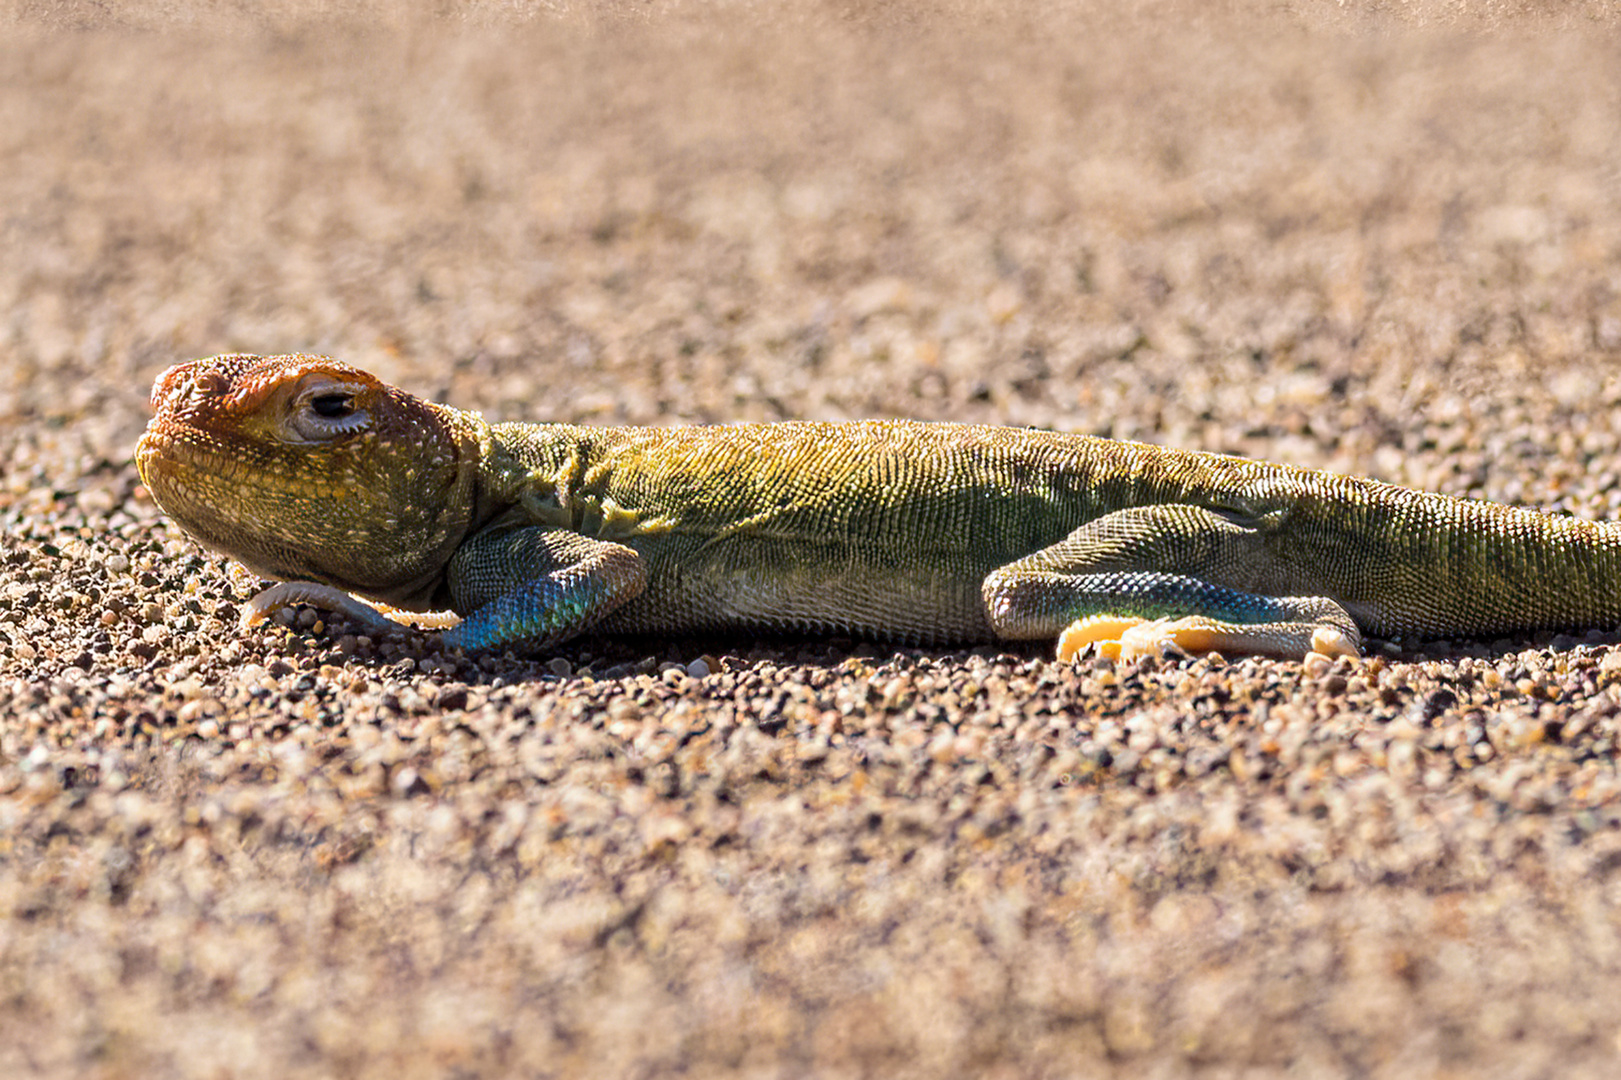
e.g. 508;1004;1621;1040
1309;626;1361;660
1056;615;1150;662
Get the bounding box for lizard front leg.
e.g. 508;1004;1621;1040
440;527;648;652
983;504;1362;661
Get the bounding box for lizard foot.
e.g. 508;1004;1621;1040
243;581;460;637
1057;614;1363;663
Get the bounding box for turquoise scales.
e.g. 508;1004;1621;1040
135;353;1621;661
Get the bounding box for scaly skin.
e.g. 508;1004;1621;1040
135;353;1621;660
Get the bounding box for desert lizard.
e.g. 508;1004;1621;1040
134;353;1621;662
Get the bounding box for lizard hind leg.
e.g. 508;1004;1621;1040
983;504;1363;662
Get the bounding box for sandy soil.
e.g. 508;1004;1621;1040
5;3;1621;1077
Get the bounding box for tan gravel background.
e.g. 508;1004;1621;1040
5;2;1621;1077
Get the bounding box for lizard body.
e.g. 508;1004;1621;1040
135;354;1621;660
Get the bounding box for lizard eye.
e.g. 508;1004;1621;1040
290;383;372;441
311;392;355;419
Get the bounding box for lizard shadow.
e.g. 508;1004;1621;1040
292;608;1621;688
302;610;1054;688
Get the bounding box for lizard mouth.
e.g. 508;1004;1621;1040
135;427;204;515
136;427;273;518
137;418;356;508
135;430;313;580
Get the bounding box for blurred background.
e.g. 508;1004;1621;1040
4;1;1620;510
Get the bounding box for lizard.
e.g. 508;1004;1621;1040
133;352;1621;663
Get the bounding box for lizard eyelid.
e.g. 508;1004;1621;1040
289;383;373;441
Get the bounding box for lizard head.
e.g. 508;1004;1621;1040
136;353;483;607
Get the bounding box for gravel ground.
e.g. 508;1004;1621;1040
5;3;1621;1077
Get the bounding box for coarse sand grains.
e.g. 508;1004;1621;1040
5;4;1621;1076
